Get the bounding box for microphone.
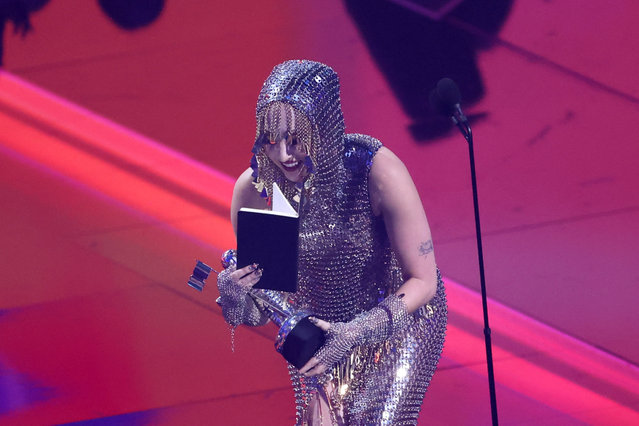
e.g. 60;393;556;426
430;77;468;124
430;77;498;423
429;77;471;140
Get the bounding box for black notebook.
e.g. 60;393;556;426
236;183;299;292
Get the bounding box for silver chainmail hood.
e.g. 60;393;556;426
250;60;447;425
252;60;346;211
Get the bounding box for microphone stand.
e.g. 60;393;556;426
452;111;499;425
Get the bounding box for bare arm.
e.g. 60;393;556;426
230;168;269;234
369;147;437;313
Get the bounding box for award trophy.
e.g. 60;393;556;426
188;257;325;369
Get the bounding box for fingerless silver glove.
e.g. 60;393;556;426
216;250;267;327
314;294;410;368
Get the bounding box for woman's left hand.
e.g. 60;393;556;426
299;317;331;376
299;317;358;377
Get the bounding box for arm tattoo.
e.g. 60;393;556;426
418;240;433;257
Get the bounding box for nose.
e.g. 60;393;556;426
274;139;294;161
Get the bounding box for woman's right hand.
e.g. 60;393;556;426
216;262;263;326
217;263;262;302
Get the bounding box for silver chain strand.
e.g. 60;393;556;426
216;263;268;328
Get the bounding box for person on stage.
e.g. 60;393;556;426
216;59;447;425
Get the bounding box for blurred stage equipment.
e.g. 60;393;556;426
98;0;164;30
345;0;514;140
387;0;465;21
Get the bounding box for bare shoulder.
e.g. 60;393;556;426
231;168;267;232
370;146;410;182
233;168;266;208
369;146;420;216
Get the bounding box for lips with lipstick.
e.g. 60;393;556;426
277;158;308;183
281;159;303;172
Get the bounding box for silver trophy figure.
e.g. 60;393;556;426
188;255;324;368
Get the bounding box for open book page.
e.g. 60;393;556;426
240;182;298;217
272;182;298;217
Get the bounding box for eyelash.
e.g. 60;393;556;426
268;133;299;146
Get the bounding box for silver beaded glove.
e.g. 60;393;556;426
216;250;268;327
314;294;410;368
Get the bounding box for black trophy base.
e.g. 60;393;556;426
280;317;326;369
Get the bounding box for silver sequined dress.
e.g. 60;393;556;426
251;60;447;425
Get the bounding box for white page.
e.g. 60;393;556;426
272;182;298;217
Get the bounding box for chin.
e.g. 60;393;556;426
280;164;307;183
284;172;307;183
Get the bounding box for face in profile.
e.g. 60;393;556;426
262;103;312;183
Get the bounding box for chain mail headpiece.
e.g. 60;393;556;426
250;60;346;210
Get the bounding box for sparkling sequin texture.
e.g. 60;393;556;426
252;60;447;425
217;264;266;327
